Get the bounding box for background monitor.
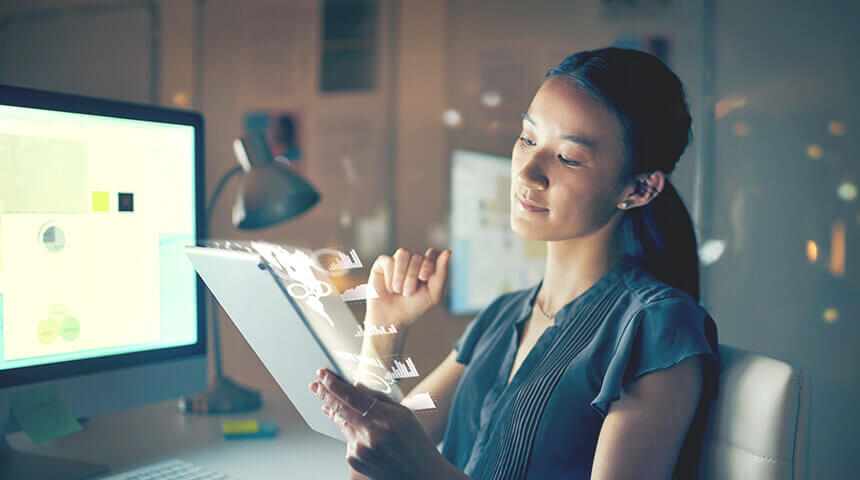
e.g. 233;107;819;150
448;149;546;314
0;84;207;439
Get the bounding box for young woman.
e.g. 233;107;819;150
310;47;720;480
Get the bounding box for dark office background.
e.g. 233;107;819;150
1;0;857;477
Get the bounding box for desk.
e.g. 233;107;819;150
6;392;349;479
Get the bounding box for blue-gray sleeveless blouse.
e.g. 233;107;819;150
440;254;720;480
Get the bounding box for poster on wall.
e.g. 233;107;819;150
242;111;305;175
320;0;379;92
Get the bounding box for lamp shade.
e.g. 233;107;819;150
230;132;320;230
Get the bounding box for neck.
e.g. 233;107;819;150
538;224;625;313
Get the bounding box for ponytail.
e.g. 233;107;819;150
621;180;700;301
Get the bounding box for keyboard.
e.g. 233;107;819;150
100;459;235;480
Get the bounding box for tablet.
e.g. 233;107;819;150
185;244;402;441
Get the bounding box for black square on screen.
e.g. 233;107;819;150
118;192;134;212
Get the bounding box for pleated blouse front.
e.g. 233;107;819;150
440;254;720;480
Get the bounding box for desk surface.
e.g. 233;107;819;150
7;391;349;479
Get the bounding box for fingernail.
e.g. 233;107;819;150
316;369;324;379
310;382;319;394
322;405;331;415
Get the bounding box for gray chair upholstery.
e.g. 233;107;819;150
698;344;810;480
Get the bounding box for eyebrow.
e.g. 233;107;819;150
522;112;597;151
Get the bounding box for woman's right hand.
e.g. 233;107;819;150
365;248;451;331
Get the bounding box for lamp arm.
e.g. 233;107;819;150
203;164;243;380
205;165;244;238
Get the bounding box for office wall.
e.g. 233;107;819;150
2;1;858;477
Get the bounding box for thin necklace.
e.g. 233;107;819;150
533;296;554;321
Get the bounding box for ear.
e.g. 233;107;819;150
617;171;665;210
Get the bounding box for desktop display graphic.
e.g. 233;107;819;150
0;104;198;371
0;85;206;479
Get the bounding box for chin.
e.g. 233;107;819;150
510;215;555;241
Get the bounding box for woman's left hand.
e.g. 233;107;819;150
310;368;445;480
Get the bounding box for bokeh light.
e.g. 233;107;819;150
714;94;747;119
806;144;823;159
836;181;857;202
699;239;726;266
828;121;847;136
732;121;751;136
806;240;818;263
442;109;463;128
481;91;502;108
171;91;190;108
829;220;846;277
823;308;839;324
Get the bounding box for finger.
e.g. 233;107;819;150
323;404;359;440
318;369;375;412
402;253;424;297
369;255;393;295
426;249;451;302
418;248;440;282
324;394;365;430
391;248;410;294
354;381;395;402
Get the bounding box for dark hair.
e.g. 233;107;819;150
546;47;700;301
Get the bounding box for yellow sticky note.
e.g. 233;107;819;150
221;419;259;435
91;191;109;212
10;386;82;444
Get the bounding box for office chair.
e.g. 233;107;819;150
697;344;811;480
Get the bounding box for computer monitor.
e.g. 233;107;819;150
0;85;207;477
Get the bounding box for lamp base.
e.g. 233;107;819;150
177;376;262;414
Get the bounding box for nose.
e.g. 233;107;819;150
516;153;548;190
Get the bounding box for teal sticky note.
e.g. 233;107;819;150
10;386;82;444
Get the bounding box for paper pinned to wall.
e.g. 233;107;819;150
10;385;82;444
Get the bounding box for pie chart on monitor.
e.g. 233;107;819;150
38;221;66;253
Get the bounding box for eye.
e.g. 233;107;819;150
558;155;581;167
518;135;535;147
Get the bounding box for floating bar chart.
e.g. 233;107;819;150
387;357;419;380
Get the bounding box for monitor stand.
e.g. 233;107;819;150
0;437;109;480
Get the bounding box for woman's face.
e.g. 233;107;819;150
510;76;629;242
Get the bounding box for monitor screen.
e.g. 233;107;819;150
0;93;200;376
448;149;546;314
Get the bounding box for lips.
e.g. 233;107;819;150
515;193;548;212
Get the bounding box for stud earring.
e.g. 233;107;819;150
619;201;630;209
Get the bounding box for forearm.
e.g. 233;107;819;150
353;315;410;399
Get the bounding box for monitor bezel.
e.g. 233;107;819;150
0;84;207;388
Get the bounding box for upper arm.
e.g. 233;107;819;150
591;355;704;480
403;349;466;444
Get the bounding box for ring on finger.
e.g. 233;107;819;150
361;398;378;417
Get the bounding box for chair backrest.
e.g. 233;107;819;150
698;344;810;480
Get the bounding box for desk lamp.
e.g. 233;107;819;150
178;130;320;413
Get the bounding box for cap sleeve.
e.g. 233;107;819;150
452;294;510;365
590;295;720;419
